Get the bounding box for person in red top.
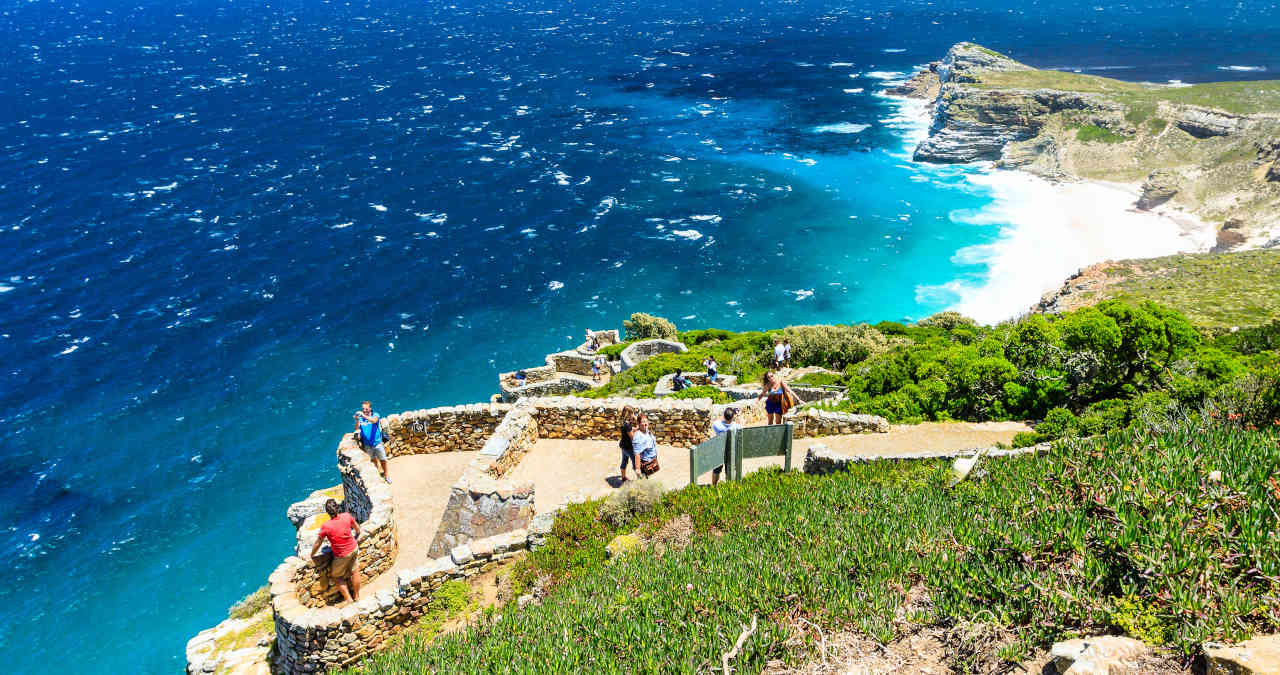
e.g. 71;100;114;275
310;499;362;603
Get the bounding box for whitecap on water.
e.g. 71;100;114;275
690;214;721;224
882;48;907;53
813;122;871;134
843;88;865;94
547;280;564;290
1217;65;1266;72
671;229;703;241
791;289;814;300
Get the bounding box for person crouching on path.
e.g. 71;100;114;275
709;407;741;485
354;400;390;483
310;499;361;604
618;407;639;482
756;371;800;426
633;412;660;477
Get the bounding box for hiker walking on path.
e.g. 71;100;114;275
783;339;792;368
756;371;800;425
709;408;740;485
618;407;639;482
310;499;361;604
634;412;660;477
773;339;786;369
703;356;718;384
592;355;607;383
354;400;391;483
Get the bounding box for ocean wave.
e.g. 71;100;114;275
671;229;703;240
865;71;905;80
547;280;564;290
827;61;855;67
843;88;865;93
812;122;870;134
882;48;906;53
918;171;1214;324
1218;65;1266;71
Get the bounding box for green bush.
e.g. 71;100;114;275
623;313;677;341
782;324;897;370
598;342;630;359
1074;123;1128;143
791;371;845;387
599;479;664;527
917;311;976;330
668;385;732;404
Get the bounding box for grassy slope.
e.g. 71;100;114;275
348;421;1280;674
975;68;1280;116
1059;249;1280;330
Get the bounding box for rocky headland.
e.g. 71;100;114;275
896;42;1280;250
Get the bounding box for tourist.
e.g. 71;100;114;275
756;371;800;425
783;339;793;368
709;407;740;485
513;370;528;387
585;329;598;352
310;499;361;604
672;370;693;392
618;407;639;482
634;413;660;477
354;401;391;483
773;339;786;369
704;356;718;384
592;355;606;383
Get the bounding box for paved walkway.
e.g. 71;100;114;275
362;451;476;594
505;421;1032;510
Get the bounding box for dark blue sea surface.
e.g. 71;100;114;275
1;0;1277;671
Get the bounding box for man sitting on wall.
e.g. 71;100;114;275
310;499;362;604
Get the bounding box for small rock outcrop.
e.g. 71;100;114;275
1137;169;1181;210
1204;634;1280;675
884;61;941;100
1175;106;1244;138
1049;636;1150;674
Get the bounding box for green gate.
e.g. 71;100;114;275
689;423;794;485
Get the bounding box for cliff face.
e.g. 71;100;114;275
900;43;1280;247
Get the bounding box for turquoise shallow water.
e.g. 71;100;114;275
1;0;1278;671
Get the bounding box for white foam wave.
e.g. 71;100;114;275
671;229;703;241
547;280;564;291
882;48;906;53
828;62;855;67
813;122;870;134
370;204;387;212
791;289;814;300
1218;65;1266;72
918;172;1215;324
689;214;721;223
866;71;905;80
843;88;865;94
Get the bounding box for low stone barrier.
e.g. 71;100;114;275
269;529;530;674
550;350;598;376
287;439;398;609
382;403;511;456
619;338;687;370
791;408;889;437
530;396;713;447
426;404;539;558
577;329;620;355
653;372;739;396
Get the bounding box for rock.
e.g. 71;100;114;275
605;532;643;559
517;594;535;609
287;486;343;527
996;135;1067;180
1137;169;1180;210
884;62;942;100
1175;106;1243;138
1049;636;1151;675
1205;635;1280;675
803;445;852;475
526;512;556;550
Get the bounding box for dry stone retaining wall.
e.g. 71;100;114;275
269;529;529;675
530;396;713;447
620;338;688;370
381;403;511;456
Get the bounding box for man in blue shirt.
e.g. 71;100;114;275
354;400;391;483
709;408;740;485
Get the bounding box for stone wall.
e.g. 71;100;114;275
269;530;530;675
577;329;620;354
530;396;714;447
381;403;511;457
550;350;597;376
619;338;688;370
499;375;593;402
426;404;539;558
709;401;888;438
653;372;739;396
288;440;399;609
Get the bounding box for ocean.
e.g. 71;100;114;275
2;0;1277;671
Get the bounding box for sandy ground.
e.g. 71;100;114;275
362;451;477;594
506;421;1032;511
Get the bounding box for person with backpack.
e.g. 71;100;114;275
709;408;740;485
354;400;391;483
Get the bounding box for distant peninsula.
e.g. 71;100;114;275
890;42;1280;251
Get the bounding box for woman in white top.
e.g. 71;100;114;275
632;413;660;477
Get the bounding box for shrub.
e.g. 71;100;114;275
1036;407;1080;439
917;311;976;330
668;385;732;404
791;371;844;387
1074;123;1128;143
1078;398;1129;435
598;479;664;527
782;324;897;370
228;585;271;620
598;342;630;359
623;313;677;341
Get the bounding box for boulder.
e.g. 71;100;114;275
1136;170;1180;210
1049;636;1150;674
1204;635;1280;675
1175;107;1243;138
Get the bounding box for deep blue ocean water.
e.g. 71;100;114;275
2;0;1278;671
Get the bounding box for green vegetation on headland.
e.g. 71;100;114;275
1040;249;1280;332
590;304;1280;452
973;66;1280;116
349;419;1280;673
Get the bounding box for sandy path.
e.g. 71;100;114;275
507;421;1032;511
362;451;476;594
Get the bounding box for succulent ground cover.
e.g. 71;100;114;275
346;419;1280;674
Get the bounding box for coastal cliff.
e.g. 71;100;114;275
899;43;1280;248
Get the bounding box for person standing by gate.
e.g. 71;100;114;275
709;408;740;485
